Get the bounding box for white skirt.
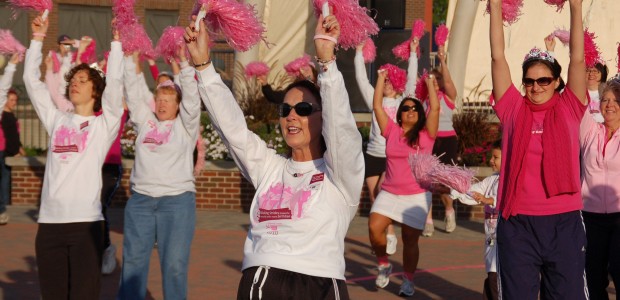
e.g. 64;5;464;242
370;190;432;230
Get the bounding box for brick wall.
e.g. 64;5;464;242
7;157;488;220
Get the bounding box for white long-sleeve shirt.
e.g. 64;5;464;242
0;62;17;119
197;63;364;280
125;57;200;197
24;40;125;223
355;50;418;158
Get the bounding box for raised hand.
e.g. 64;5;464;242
544;35;556;52
314;6;340;62
31;14;49;42
184;13;211;71
410;38;419;54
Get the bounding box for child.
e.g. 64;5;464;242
450;139;501;300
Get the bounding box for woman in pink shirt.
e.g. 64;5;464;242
489;0;588;298
580;78;620;299
368;70;439;297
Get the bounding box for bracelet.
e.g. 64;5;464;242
314;55;336;72
193;59;211;68
33;33;46;37
313;34;338;44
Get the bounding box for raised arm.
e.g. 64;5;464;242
353;42;374;108
425;75;440;138
404;38;419;98
437;45;457;101
44;54;74;113
316;13;364;207
23;15;62;134
566;0;587;104
0;55;20;115
489;0;512;102
176;45;201;140
124;55;156;126
373;70;390;134
101;32;125;147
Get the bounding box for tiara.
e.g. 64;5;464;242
89;62;105;79
523;47;555;64
609;73;620;83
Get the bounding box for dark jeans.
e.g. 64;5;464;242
583;211;620;300
0;151;10;214
100;163;122;249
35;221;104;300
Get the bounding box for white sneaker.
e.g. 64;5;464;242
399;275;415;297
445;211;456;233
375;263;392;288
422;223;434;237
101;244;117;275
386;234;397;255
0;212;9;225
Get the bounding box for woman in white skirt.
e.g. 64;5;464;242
368;71;439;297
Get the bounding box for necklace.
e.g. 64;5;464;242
284;159;325;178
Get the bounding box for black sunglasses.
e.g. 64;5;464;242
278;102;321;118
523;77;554;87
400;105;416;112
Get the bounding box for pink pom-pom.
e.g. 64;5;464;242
435;24;449;47
155;26;186;62
415;70;429;101
192;0;266;52
412;19;425;40
544;0;567;12
584;29;602;68
362;38;376;63
284;54;314;77
485;0;524;25
120;22;157;59
72;40;97;64
312;0;379;50
194;134;206;177
552;28;570;46
7;0;52;16
0;30;26;56
379;64;407;94
112;0;137;29
392;39;411;61
49;51;60;73
409;153;475;193
245;61;270;79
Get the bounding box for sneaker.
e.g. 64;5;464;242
445;211;456;233
422;223;434;237
386;234;398;255
399;275;415;297
375;263;392;288
0;212;9;225
101;244;117;275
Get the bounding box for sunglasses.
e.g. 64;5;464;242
401;105;416;112
523;77;554;87
278;102;321;118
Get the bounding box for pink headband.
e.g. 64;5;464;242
157;79;176;89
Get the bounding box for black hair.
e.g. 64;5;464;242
64;63;106;112
522;59;565;92
491;139;502;151
594;63;609;82
396;97;426;147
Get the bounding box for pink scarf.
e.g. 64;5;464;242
500;92;579;219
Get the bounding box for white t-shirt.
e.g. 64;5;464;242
196;63;364;280
587;89;604;123
24;40;125;223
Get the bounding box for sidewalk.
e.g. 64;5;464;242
0;206;615;299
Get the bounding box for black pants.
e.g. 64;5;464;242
583;211;620;300
35;221;104;300
497;211;588;300
101;163;122;249
483;272;498;300
237;266;349;300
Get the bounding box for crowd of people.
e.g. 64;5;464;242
0;0;618;298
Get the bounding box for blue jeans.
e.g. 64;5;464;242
0;151;10;214
118;190;196;300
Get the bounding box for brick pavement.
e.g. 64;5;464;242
0;206;616;299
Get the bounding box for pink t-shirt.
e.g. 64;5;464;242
493;84;586;215
580;112;620;213
381;120;435;195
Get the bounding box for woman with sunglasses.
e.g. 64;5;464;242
489;0;588;298
24;15;125;299
579;77;620;299
185;10;363;299
354;38;419;253
369;70;440;296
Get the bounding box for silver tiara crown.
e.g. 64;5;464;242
523;47;555;64
89;62;105;79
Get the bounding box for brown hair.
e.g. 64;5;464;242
64;63;106;112
602;79;620;103
155;82;183;105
